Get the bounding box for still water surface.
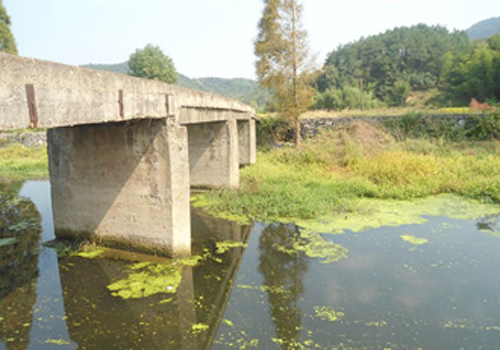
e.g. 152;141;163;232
1;180;500;349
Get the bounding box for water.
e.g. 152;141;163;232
1;181;500;349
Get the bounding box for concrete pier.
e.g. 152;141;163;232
238;118;257;166
187;119;239;189
48;119;191;256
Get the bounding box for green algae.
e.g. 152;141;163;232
107;262;182;300
272;337;322;349
44;339;70;345
295;195;500;235
216;319;259;349
215;241;248;254
71;246;105;259
223;319;234;327
314;306;344;322
191;323;209;334
176;255;203;267
237;284;290;295
401;235;429;245
274;230;348;264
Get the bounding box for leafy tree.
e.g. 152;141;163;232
319;24;469;107
449;40;499;102
255;0;315;145
128;44;177;84
0;0;17;54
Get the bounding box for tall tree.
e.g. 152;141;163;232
0;0;18;55
128;44;177;84
255;0;315;145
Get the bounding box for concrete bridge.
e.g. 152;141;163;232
0;52;257;257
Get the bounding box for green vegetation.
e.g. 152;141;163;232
0;190;41;299
194;119;500;228
215;240;248;254
0;144;48;180
314;25;500;110
128;44;178;84
0;0;17;55
107;261;182;300
401;235;429;245
273;230;348;263
314;306;344;322
316;24;470;108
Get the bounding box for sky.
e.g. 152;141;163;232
4;0;500;80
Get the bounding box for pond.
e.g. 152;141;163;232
1;180;500;349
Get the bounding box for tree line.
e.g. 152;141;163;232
314;24;500;110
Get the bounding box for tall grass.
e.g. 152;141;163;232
0;144;48;180
197;123;500;223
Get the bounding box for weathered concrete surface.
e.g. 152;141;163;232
0;52;255;130
187;118;239;189
1;52;258;255
237;118;257;166
48;119;191;256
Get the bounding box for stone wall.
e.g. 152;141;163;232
0;131;47;148
301;114;474;139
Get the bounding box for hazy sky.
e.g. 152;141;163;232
4;0;499;79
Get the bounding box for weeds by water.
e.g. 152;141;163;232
195;121;500;224
0;144;48;180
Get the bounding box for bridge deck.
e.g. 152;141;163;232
0;52;255;130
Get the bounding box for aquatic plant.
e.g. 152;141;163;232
215;241;248;254
401;235;429;245
274;230;348;263
107;262;182;300
314;306;344;322
195;121;500;227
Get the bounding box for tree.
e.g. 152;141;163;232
319;24;470;106
0;0;17;55
255;0;315;145
128;44;177;84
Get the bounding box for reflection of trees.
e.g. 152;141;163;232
476;215;500;234
0;187;42;350
258;224;309;350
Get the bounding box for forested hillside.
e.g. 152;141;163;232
314;24;500;109
81;62;271;111
467;17;500;40
315;24;469;109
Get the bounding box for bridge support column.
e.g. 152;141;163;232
237;118;257;166
187;119;239;189
47;119;191;256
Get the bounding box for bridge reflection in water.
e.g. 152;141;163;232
0;181;252;350
58;208;251;350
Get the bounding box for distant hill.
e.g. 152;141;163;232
80;62;270;111
466;16;500;40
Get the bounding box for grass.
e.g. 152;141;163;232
195;122;500;224
0;144;49;180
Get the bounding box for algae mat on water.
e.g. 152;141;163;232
294;195;500;234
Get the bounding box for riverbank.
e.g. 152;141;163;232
0;143;48;180
193;120;500;225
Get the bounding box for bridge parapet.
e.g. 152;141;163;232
0;52;255;130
